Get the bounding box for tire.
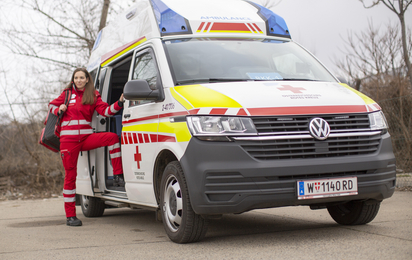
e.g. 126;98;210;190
327;200;380;225
160;161;208;243
80;195;105;217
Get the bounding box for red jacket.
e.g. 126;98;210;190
49;86;122;143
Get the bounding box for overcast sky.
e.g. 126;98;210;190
270;0;412;76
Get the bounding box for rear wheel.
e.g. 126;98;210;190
327;200;380;225
80;195;105;217
160;161;208;243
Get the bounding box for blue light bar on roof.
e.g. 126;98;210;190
245;1;291;39
150;0;192;36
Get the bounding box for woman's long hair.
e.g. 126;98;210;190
65;68;95;105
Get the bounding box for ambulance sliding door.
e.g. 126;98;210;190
122;48;163;205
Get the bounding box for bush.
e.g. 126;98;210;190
0;120;64;199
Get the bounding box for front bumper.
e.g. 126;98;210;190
179;133;396;215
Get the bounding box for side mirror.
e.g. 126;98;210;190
123;80;160;101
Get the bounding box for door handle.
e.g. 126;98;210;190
124;114;131;118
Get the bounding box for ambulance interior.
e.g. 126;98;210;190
104;57;131;191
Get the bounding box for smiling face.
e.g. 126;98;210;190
73;71;89;90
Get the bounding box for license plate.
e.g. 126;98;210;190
297;177;358;200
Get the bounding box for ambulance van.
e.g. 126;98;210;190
77;0;396;243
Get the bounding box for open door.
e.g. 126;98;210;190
76;67;105;196
95;57;132;194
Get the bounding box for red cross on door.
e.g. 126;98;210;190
277;85;306;93
134;146;142;169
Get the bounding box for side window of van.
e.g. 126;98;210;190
89;69;97;86
130;50;158;106
97;68;107;93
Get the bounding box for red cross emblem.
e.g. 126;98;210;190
278;85;306;93
134;146;142;169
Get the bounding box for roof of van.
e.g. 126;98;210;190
88;0;291;71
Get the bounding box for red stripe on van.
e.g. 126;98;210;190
189;109;201;115
158;134;176;142
252;23;262;32
123;133;129;144
150;134;158;143
138;133;144;143
248;105;368;116
123;115;159;125
132;133;138;144
237;109;248;116
204;22;212;31
197;22;205;31
210;22;250;32
160;111;189;118
210;108;228;115
144;134;150;143
247;23;256;32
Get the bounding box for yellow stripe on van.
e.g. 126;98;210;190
159;122;191;142
122;122;191;143
172;85;242;108
101;37;147;67
122;123;158;133
340;83;376;105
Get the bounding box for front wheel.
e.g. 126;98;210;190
327;200;380;225
80;195;105;217
160;161;208;243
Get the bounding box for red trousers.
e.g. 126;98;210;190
60;132;123;217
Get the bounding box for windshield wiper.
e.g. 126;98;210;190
281;78;320;81
176;78;252;85
175;77;321;85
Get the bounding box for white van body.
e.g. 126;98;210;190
77;0;396;243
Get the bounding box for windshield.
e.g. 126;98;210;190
164;38;336;85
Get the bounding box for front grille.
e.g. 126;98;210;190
240;114;381;160
252;114;370;134
241;135;381;160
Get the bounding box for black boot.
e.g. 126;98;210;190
113;174;125;187
67;216;82;226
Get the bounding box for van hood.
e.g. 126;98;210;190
170;81;380;116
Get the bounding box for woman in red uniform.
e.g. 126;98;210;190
49;68;125;226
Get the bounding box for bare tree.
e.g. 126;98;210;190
1;0;135;71
0;0;135;198
0;69;64;199
2;0;103;70
360;0;412;86
337;21;412;172
337;22;405;93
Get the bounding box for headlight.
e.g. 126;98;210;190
187;116;258;136
369;111;388;133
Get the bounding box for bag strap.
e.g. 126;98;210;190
58;89;72;121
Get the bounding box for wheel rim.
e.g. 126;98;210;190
82;195;90;210
163;175;183;232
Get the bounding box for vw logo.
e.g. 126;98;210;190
309;118;330;140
